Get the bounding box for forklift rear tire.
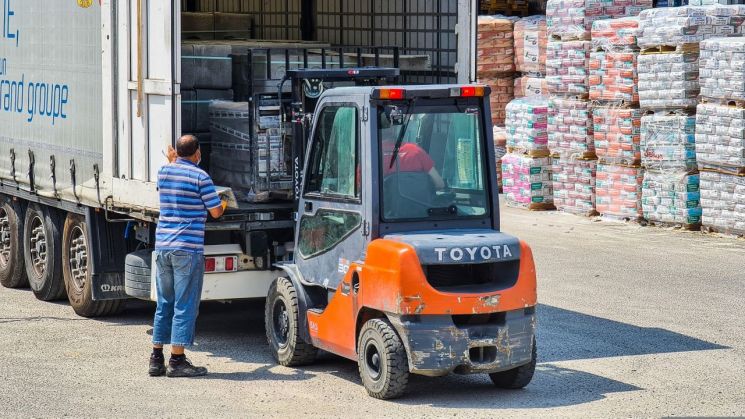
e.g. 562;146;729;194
0;198;28;289
265;277;318;366
357;318;409;400
489;337;537;389
23;204;66;301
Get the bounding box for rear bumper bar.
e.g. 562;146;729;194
388;308;536;377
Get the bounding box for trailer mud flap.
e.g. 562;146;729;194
86;208;129;301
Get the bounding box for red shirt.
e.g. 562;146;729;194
382;142;434;176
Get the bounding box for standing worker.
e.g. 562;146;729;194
148;135;226;378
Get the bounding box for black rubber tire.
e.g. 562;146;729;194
357;318;410;400
265;277;318;366
124;249;153;299
489;337;537;389
23;204;66;301
0;197;28;288
62;214;124;317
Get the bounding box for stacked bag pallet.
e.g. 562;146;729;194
697;37;745;236
478;15;519;125
590;17;645;220
501;97;555;209
636;5;745;228
514;16;549;98
494;125;509;192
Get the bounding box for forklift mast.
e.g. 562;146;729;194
281;68;401;202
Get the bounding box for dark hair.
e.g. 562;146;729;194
176;135;200;157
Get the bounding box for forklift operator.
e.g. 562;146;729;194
380;108;446;190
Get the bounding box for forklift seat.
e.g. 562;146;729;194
383;171;435;219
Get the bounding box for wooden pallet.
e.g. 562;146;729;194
640;43;699;55
645;219;701;232
506;147;552;158
550;151;598;161
598;157;642;168
699;97;745;109
701;225;745;238
698;164;745;177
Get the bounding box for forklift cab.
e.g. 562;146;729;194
294;85;498;290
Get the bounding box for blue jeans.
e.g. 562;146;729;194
152;250;205;347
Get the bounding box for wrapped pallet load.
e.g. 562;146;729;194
502;97;555;210
514;16;548;99
478;15;519;125
696;37;745;235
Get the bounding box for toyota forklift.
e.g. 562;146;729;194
265;82;538;399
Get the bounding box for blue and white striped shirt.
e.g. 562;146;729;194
155;158;222;253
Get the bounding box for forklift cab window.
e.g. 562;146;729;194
304;106;360;200
379;102;489;221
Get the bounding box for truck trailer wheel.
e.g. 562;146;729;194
0;198;28;288
62;214;124;317
265;277;318;366
124;250;153;300
357;318;409;400
489;337;537;389
23;204;66;301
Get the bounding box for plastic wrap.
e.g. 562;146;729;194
514;16;548;74
514;75;549;98
695;103;745;173
699;37;745;102
546;0;651;41
480;76;516;126
501;153;555;209
642;172;702;225
637;5;745;48
589;50;639;104
548;97;595;158
505;97;550;154
640;113;697;172
591;16;641;50
637;51;700;109
552;157;598;215
700;170;745;235
593;107;643;165
596;163;644;218
494;125;508;191
477;15;517;76
546;39;591;95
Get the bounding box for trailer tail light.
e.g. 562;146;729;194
378;88;405;100
452;86;485;97
205;256;239;273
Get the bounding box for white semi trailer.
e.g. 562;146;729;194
0;0;478;317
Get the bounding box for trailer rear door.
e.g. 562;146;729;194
112;0;180;210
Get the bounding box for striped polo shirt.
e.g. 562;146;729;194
155;158;222;252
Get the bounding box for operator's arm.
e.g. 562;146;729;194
199;174;226;219
428;167;446;190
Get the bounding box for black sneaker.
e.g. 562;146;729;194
149;355;166;377
166;358;208;378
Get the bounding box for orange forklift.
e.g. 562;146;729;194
265;82;537;399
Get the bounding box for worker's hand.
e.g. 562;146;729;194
166;145;177;163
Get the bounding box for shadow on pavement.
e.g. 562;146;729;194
537;304;728;363
95;300;727;407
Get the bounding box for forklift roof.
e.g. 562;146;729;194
320;84;491;100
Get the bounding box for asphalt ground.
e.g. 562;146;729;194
1;206;744;418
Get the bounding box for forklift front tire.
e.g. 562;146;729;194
265;277;318;367
357;318;410;400
489;337;537;389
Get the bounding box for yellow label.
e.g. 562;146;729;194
77;0;93;8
